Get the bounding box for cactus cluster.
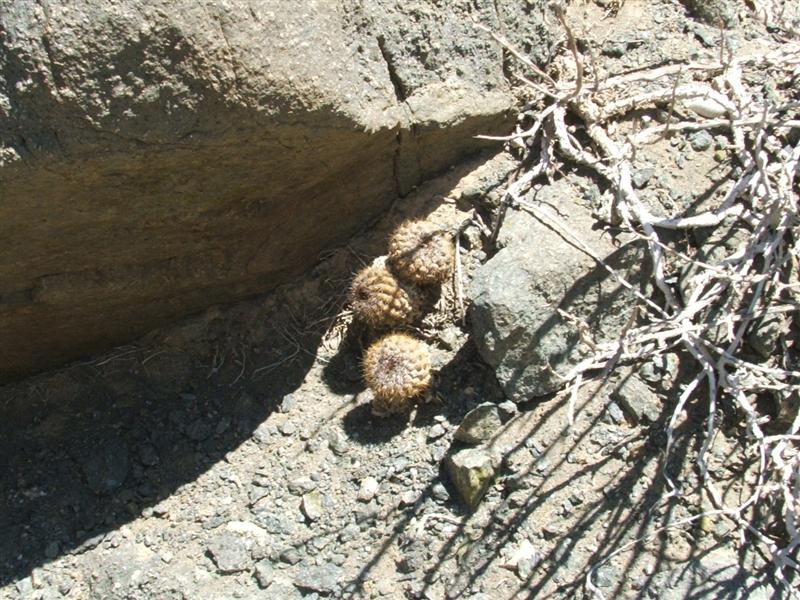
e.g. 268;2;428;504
347;218;454;415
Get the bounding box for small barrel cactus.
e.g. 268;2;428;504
363;333;432;414
349;261;420;328
388;220;454;285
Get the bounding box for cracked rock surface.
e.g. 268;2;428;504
0;0;551;380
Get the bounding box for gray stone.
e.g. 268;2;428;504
593;565;617;588
185;419;213;441
280;393;300;413
264;580;304;600
747;313;787;359
302;490;324;522
497;400;519;419
137;444;159;467
610;371;663;424
470;180;646;401
432;482;450;502
280;421;297;436
606;401;626;425
81;439;130;495
288;476;317;495
254;560;275;589
357;477;380;503
682;0;737;27
633;167;656;189
279;547;303;565
253;512;294;536
427;424;447;440
322;429;348;456
454;403;503;444
44;541;60;559
293;563;344;594
444;447;497;509
0;0;556;381
689;130;714;151
207;533;251;574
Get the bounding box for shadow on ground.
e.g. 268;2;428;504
0;286;322;587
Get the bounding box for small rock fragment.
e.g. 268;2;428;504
279;547;302;565
206;533;251;573
254;560;274;589
293;564;344;594
688;130;713;151
288;476;317;495
610;372;663;424
497;400;518;420
265;579;304;599
302;490;324;522
427;423;447;440
82;439;130;495
454;403;503;444
445;447;497;508
632;167;655;189
357;477;379;503
502;539;540;579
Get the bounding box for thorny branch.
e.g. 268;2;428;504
477;2;800;596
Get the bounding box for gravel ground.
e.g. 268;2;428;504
1;1;795;598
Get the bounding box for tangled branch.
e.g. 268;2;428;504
477;2;800;595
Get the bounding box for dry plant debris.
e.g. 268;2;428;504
476;2;800;596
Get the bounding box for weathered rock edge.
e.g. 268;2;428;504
0;1;552;379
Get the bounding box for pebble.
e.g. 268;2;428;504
302;490;324;522
338;524;360;542
207;533;251;573
606;401;626;425
427;424;447;440
44;541;59;559
280;393;300;413
355;502;380;523
593;565;617;588
688;130;713;151
444;447;497;509
431;482;450;502
610;372;663;424
323;429;348;455
81;439;130;495
497;400;518;420
399;490;417;506
293;563;344;594
254;560;274;588
632;167;655;189
357;477;379;502
280;421;297;436
279;547;303;565
330;553;346;566
137;444;159;466
454;403;503;444
288;476;317;495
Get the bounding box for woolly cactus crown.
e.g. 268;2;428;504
363;333;432;414
349;261;420;328
388;220;454;285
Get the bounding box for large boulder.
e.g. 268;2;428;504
469;179;647;402
0;1;552;380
